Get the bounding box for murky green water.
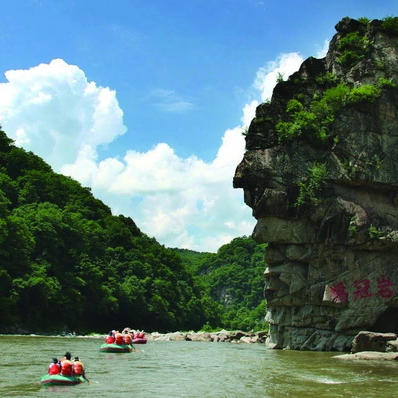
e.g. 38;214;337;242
0;335;397;397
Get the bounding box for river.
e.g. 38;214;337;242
1;335;397;397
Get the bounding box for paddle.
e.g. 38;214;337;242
82;373;91;384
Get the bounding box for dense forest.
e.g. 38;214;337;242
0;127;268;334
173;239;267;332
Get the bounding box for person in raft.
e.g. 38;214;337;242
114;331;124;345
105;331;115;344
73;356;85;377
123;330;133;345
48;357;61;375
60;352;74;376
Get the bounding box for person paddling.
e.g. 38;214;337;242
123;330;133;345
73;356;89;382
114;331;124;345
60;352;73;376
48;357;61;375
105;331;115;344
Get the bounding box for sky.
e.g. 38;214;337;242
0;1;397;253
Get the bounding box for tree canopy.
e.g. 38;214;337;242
0;127;268;334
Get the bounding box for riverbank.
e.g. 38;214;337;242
144;330;268;343
0;329;269;344
78;329;268;344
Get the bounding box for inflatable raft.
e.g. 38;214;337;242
132;336;147;344
40;374;86;386
131;332;147;344
99;343;133;353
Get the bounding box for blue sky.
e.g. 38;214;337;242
0;0;397;252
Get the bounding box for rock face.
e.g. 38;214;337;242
351;331;398;353
233;17;398;351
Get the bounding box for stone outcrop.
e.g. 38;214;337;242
147;330;268;344
233;17;398;351
333;331;398;360
333;351;398;361
351;330;398;353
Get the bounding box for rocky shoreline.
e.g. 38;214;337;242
0;328;269;344
332;331;398;361
144;330;268;343
147;330;398;362
82;329;269;344
4;327;398;361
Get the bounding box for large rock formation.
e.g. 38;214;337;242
233;17;398;351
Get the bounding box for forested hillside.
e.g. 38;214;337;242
0;128;267;334
174;237;268;331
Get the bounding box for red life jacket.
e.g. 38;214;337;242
124;333;133;344
106;335;115;344
73;361;84;375
48;362;60;375
114;333;124;345
61;360;73;376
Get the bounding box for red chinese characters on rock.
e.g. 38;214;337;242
353;278;372;300
377;275;394;298
329;275;394;303
330;282;349;303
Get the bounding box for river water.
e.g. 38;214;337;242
1;335;397;397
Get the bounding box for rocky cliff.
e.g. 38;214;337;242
233;17;398;351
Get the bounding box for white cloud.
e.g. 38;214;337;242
0;53;302;252
240;52;304;128
62;133;251;252
0;58;127;171
254;52;304;102
316;39;330;58
150;88;194;113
